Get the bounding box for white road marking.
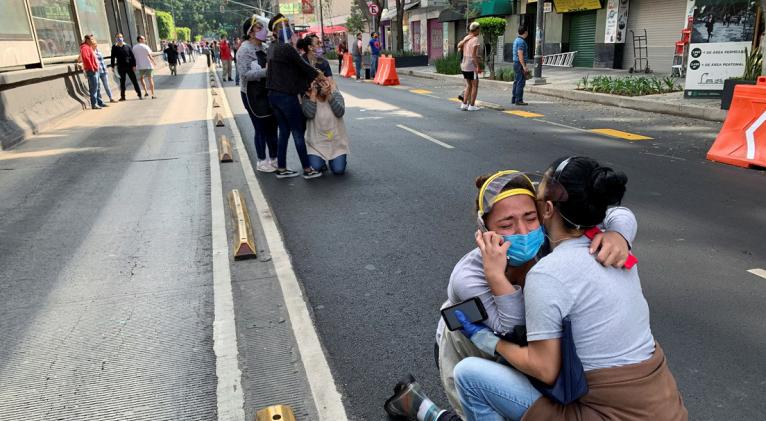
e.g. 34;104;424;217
536;119;592;133
206;66;246;421
424;94;441;99
356;116;384;120
396;124;455;149
217;75;349;420
747;268;766;279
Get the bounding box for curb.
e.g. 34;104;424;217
402;69;727;123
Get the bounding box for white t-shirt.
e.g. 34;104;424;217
132;43;154;70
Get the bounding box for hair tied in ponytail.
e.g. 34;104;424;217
589;166;627;206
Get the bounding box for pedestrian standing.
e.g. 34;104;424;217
220;36;234;81
266;13;323;179
213;41;221;66
178;41;187;63
238;17;279;172
459;22;482;111
111;33;142;101
369;32;381;79
94;44;117;103
301;78;349;175
352;32;364;81
78;34;106;109
337;40;347;74
512;27;530;106
132;35;157;99
203;41;212;68
165;42;179;75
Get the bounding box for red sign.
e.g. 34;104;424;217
368;3;380;15
302;0;314;14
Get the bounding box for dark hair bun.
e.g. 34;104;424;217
589;166;627;206
296;37;310;52
475;174;491;189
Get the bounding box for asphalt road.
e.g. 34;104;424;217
237;74;766;420
0;63;218;419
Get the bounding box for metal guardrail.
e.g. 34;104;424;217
543;51;578;67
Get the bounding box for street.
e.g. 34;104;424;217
1;60;764;421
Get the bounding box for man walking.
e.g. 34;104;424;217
512;27;530;106
164;42;179;76
352;32;364;81
220;36;233;81
94;43;117;103
78;35;106;109
132;35;157;99
369;32;381;79
459;22;481;111
111;33;142;101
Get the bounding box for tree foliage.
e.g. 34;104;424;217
476;17;506;79
175;27;191;42
346;1;367;35
156;10;176;40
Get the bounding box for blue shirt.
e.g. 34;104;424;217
369;38;381;56
95;49;108;74
513;36;528;64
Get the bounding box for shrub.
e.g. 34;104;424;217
175;27;191;42
434;53;461;75
475;17;506;79
494;67;515;82
577;75;681;96
156;11;176;40
324;50;338;60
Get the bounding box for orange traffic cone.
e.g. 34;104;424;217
707;76;766;169
340;54;356;78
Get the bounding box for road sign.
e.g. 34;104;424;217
543;2;552;13
368;3;380;15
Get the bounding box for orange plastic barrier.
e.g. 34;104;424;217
340;54;356;78
707;76;766;169
375;55;400;86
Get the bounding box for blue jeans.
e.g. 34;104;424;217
354;55;362;79
308;154;347;175
512;62;526;103
370;54;379;78
241;92;277;161
455;357;542;421
85;71;104;107
98;71;113;100
268;91;310;169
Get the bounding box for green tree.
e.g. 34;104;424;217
475;17;506;79
156;10;176;40
175;27;191;42
346;1;367;35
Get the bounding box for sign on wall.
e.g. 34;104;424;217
684;0;756;97
552;0;601;13
604;0;629;44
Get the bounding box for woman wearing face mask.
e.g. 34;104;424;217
453;157;687;421
297;35;333;79
300;77;348;175
238;17;278;172
384;170;637;420
266;14;324;179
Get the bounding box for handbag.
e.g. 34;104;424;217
528;316;588;405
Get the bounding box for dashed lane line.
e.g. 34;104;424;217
218;74;349;420
504;110;544;118
397;124;455;149
747;268;766;279
589;128;653;141
410;89;433;94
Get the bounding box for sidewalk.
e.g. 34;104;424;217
400;65;727;122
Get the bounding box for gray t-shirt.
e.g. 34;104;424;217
525;236;655;371
436;206;638;343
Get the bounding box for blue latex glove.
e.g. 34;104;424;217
456;310;500;356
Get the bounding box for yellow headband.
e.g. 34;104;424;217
272;17;289;28
477;170;535;215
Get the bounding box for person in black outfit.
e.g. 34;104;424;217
110;33;142;100
266;13;324;179
164;42;179;76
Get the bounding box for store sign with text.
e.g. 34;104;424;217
684;42;749;96
552;0;601;13
604;0;629;44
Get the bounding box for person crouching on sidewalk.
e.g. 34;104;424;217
300;78;349;175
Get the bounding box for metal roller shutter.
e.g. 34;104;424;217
622;0;688;73
569;11;598;67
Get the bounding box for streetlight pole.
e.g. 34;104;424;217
533;1;546;85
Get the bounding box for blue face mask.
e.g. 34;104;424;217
503;226;545;266
278;26;293;44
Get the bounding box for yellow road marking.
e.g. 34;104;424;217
589;128;653;141
504;110;544;118
449;97;462;103
410;89;433;94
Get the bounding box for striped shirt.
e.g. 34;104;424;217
95;49;108;74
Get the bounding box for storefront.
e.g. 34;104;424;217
622;0;689;73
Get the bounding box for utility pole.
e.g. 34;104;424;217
533;1;547;85
319;0;325;43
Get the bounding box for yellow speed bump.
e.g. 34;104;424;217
448;97;462;103
228;189;257;260
589;128;653;141
215;113;225;127
213;98;221;108
504;110;544;118
410;89;433;94
219;135;233;162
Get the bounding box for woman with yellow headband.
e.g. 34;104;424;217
384;169;637;421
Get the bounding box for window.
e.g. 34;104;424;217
29;0;80;58
75;0;111;41
0;2;34;41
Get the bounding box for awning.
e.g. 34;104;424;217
307;24;347;34
404;1;420;11
438;7;466;22
381;7;397;21
469;0;515;17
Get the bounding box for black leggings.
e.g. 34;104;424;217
118;67;141;98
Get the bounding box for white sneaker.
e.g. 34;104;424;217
269;158;278;170
256;160;276;173
467;105;481;111
460;103;468;111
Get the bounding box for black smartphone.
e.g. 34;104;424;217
441;297;488;331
